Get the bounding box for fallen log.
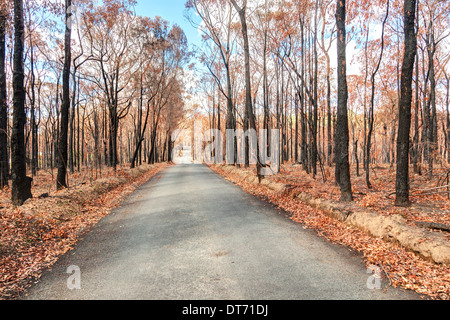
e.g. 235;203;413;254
415;222;450;233
295;192;352;222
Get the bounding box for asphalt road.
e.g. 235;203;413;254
24;163;421;300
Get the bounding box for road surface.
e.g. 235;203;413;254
24;163;421;300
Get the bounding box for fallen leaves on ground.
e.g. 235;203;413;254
278;164;450;233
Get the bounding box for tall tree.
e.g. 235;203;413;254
395;0;417;206
311;0;319;177
56;0;72;189
230;0;258;168
445;71;450;163
335;0;352;201
412;0;420;174
0;2;8;188
318;0;335;167
365;0;390;188
11;0;32;205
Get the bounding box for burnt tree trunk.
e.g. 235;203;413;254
11;0;32;205
29;42;38;176
335;0;352;202
412;3;420;174
56;0;72;189
0;6;8;188
395;0;417;206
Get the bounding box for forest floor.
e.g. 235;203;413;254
210;163;450;300
0;163;169;299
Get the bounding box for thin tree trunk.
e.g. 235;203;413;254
231;0;258;170
312;0;319;177
421;48;429;166
426;28;437;176
263;0;270;157
445;73;450;163
326;67;332;167
29;41;38;176
363;28;369;183
413;2;420;174
300;19;308;172
366;0;389;188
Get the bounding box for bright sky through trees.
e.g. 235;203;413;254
134;0;203;49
